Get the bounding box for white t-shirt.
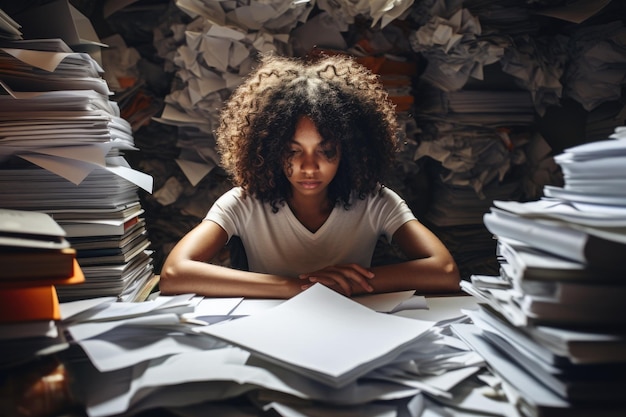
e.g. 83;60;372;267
205;186;416;278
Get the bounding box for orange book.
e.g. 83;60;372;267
0;285;61;323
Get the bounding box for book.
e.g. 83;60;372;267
0;285;61;323
0;247;77;281
0;208;69;250
0;322;69;370
0;258;84;289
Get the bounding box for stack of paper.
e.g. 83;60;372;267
0;208;76;280
57;285;486;417
459;126;626;416
0;32;155;302
411;86;553;280
198;284;436;388
0;208;84;371
415;87;536;127
0;8;21;41
484;129;626;274
403;1;566;283
0;172;155;302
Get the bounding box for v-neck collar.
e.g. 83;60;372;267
284;203;337;238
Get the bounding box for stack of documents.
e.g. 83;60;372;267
57;285;488;417
485;128;626;276
198;284;437;388
411;82;556;280
0;170;155;303
406;2;563;283
459;126;626;416
0;208;84;371
0;7;21;41
0;208;77;281
412;80;543;201
415;86;536;127
0;35;155;302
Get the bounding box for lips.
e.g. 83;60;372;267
298;181;322;189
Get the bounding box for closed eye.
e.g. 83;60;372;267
320;147;338;160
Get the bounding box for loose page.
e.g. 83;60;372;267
197;284;433;388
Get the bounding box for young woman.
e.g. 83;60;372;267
160;54;460;298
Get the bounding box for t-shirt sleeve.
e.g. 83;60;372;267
204;187;246;241
372;187;417;242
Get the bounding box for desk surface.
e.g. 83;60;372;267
397;294;478;322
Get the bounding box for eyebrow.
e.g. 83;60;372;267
287;139;332;147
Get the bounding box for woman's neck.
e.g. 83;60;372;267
287;194;334;233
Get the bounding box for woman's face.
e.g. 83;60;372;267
283;116;341;200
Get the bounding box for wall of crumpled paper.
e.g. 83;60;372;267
92;0;625;279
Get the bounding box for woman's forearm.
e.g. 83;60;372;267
367;256;461;295
159;260;302;298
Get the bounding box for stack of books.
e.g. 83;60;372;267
0;6;156;303
456;126;626;416
0;208;84;370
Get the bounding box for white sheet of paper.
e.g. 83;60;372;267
175;158;214;187
230;299;284;316
188;297;243;317
198;284;433;387
395;296;478;324
265;400;401;417
1;47;74;72
353;290;416;312
67;313;182;341
60;296;117;321
84;347;250;417
71;293;195;322
19;152;97;185
105;164;153;193
390;295;428;313
76;327;224;372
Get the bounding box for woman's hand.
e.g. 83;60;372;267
299;264;374;297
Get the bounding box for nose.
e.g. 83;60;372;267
300;152;319;174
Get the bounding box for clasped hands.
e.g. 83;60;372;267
299;263;374;297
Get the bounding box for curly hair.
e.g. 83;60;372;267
215;53;399;211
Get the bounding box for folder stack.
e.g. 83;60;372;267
0;4;156;302
0;208;84;371
457;126;626;416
